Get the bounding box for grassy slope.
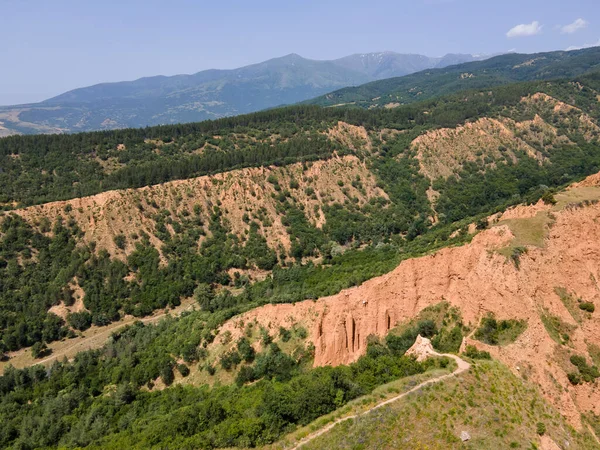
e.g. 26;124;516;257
298;360;599;450
494;186;600;258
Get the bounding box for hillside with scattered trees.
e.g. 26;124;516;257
0;62;600;448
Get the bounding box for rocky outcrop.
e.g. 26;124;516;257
405;335;436;362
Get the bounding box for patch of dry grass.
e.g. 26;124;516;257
496;185;600;260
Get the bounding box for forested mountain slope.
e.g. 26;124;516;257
0;52;485;136
0;74;598;355
307;46;600;109
0;71;599;448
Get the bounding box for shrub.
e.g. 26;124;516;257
295;326;308;339
510;246;527;269
570;354;600;382
220;351;242;371
567;372;581;385
67;311;93;331
536;422;546;436
579;302;595;313
260;328;273;346
160;365;174;386
236;337;256;363
235;365;256;386
31;341;50;359
474;313;526;346
432;325;463;353
194;283;215;310
464;345;491;360
541;191;557;205
252;343;298;382
177;364;190;377
416;320;437;338
476;218;489;230
114;234;127;250
386;328;419;356
182;343;200;363
279;326;292;342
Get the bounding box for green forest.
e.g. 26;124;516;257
0;303;454;449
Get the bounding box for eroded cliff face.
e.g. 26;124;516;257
215;176;600;427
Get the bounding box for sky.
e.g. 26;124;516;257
0;0;599;105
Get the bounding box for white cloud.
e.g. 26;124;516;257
561;18;588;34
566;38;600;51
506;21;543;38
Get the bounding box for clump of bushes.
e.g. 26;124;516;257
463;345;491;360
568;354;600;384
474;313;527;346
541;191;557;205
219;350;242;371
279;326;292;342
431;325;463;353
579;302;595;313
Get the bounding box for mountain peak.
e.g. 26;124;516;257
277;53;305;61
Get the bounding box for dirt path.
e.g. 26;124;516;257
290;352;471;450
1;298;197;371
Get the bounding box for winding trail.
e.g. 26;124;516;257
290;352;471;450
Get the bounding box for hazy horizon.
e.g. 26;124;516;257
1;0;598;105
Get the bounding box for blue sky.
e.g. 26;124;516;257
0;0;598;105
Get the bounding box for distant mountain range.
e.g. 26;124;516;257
0;52;491;136
306;47;600;109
